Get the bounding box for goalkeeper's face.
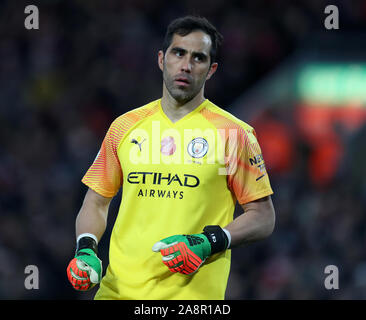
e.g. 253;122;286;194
158;31;218;104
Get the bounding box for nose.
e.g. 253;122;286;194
181;56;192;73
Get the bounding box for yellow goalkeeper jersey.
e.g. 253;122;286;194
82;98;273;300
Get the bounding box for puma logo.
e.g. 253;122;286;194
130;138;146;152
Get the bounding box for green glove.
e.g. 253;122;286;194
152;226;230;275
67;236;102;291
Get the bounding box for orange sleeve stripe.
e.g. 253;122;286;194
200;106;271;203
82;102;160;197
200;107;258;156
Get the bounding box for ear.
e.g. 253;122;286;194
206;62;218;80
158;50;164;72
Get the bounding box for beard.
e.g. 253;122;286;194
162;65;206;104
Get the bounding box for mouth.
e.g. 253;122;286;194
174;76;191;87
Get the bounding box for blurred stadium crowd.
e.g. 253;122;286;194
0;0;366;299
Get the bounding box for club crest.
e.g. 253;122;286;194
187;138;209;158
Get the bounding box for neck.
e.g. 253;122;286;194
161;85;206;123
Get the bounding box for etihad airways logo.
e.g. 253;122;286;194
127;172;200;188
127;171;200;200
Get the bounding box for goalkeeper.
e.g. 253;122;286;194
67;15;275;299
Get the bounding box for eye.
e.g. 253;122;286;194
194;54;206;63
172;49;185;57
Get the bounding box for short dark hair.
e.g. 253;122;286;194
162;15;223;64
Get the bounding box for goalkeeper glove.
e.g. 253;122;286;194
152;225;231;275
67;234;102;291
